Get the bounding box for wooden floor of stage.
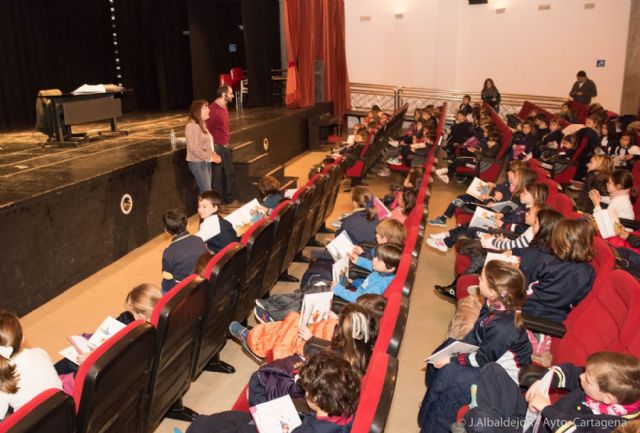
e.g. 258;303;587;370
0;105;316;208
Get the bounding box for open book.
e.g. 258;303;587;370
469;207;498;230
593;207;620;239
225;199;265;236
326;231;355;262
283;189;298;199
299;292;333;326
523;369;554;433
374;197;391;219
485;252;520;266
59;316;126;364
72;84;107;94
332;255;350;287
250;395;302;433
466;177;491;200
426;341;479;365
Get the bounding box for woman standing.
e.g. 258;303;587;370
481;78;501;113
185;100;221;194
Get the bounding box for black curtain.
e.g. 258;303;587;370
187;0;246;102
241;0;281;107
0;0;114;128
0;0;194;129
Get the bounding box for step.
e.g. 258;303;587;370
230;140;259;162
235;152;271;177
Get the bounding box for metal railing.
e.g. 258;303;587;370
349;82;568;120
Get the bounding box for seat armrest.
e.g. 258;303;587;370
518;364;548;388
522;314;566;338
620;218;640;231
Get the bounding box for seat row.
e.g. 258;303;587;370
3;126;444;433
346;105;408;181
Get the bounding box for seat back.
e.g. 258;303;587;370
219;74;233;87
234;219;275;322
323;159;346;220
263;201;296;295
547;192;574;217
0;389;75;433
351;353;399;433
373;292;408;358
229;67;244;82
194;242;246;377
551;270;640;365
74;321;156;433
146;275;209;432
281;185;314;274
298;174;328;252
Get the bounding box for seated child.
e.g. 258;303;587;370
255;244;399;322
195;190;239;254
333;243;401;303
186;351;361;433
459;95;473;118
463;351;640;433
573;154;613;213
258;175;284;211
428;161;527;227
589;169;636;220
418;261;532;433
161;209;207;293
54;284;162;380
435;132;501;184
0;311;62;419
611;132;640;169
336;186;379;245
389;187;416;224
228;294;385;362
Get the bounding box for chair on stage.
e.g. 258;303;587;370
230;67;248;107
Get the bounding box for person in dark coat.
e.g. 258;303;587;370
186;352;360;433
481;78;501;113
570;70;598;105
195;190;239;254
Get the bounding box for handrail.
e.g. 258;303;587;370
348;82;568;121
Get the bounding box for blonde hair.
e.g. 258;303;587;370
590;154;614;174
376;219;406;245
587;352;640;404
0;311;22;394
126;284;162;320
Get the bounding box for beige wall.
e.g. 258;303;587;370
346;0;631;111
621;0;640;115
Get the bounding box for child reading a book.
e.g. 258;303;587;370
0;311;62;420
333;243;401;303
195;190;238;254
428;161;527;227
335;186;379;245
54;284;162;378
186;351;361;433
463;351;640;433
418;261;532;433
229;295;385;362
574;154;614;213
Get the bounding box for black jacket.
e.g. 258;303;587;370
337;209;379;245
570;79;598;105
205;217;239;254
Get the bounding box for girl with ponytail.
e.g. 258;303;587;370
418;261;532;433
0;312;61;419
336;186;380;244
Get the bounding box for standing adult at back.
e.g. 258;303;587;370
481;78;501;113
569;70;598;105
207;85;236;204
186;100;220;194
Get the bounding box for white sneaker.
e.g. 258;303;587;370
436;172;450;184
429;231;450;240
426;237;449;253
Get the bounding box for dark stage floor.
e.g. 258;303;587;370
0;105;309;208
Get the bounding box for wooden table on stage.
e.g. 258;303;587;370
41;89;132;146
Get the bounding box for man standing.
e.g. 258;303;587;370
569;70;597;105
207;85;236;204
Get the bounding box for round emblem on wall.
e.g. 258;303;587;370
263;138;269;151
120;194;133;215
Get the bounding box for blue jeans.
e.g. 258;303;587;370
188;161;212;194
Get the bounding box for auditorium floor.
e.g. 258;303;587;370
20;151;462;433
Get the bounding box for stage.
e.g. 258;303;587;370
0;102;333;315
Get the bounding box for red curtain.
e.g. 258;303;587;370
283;0;350;118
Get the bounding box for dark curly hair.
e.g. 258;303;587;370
298;351;360;417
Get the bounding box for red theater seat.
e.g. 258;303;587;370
193;242;246;378
0;389;75;433
234;219;275;322
74;321;155;433
262;200;296;294
146;275;209;430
